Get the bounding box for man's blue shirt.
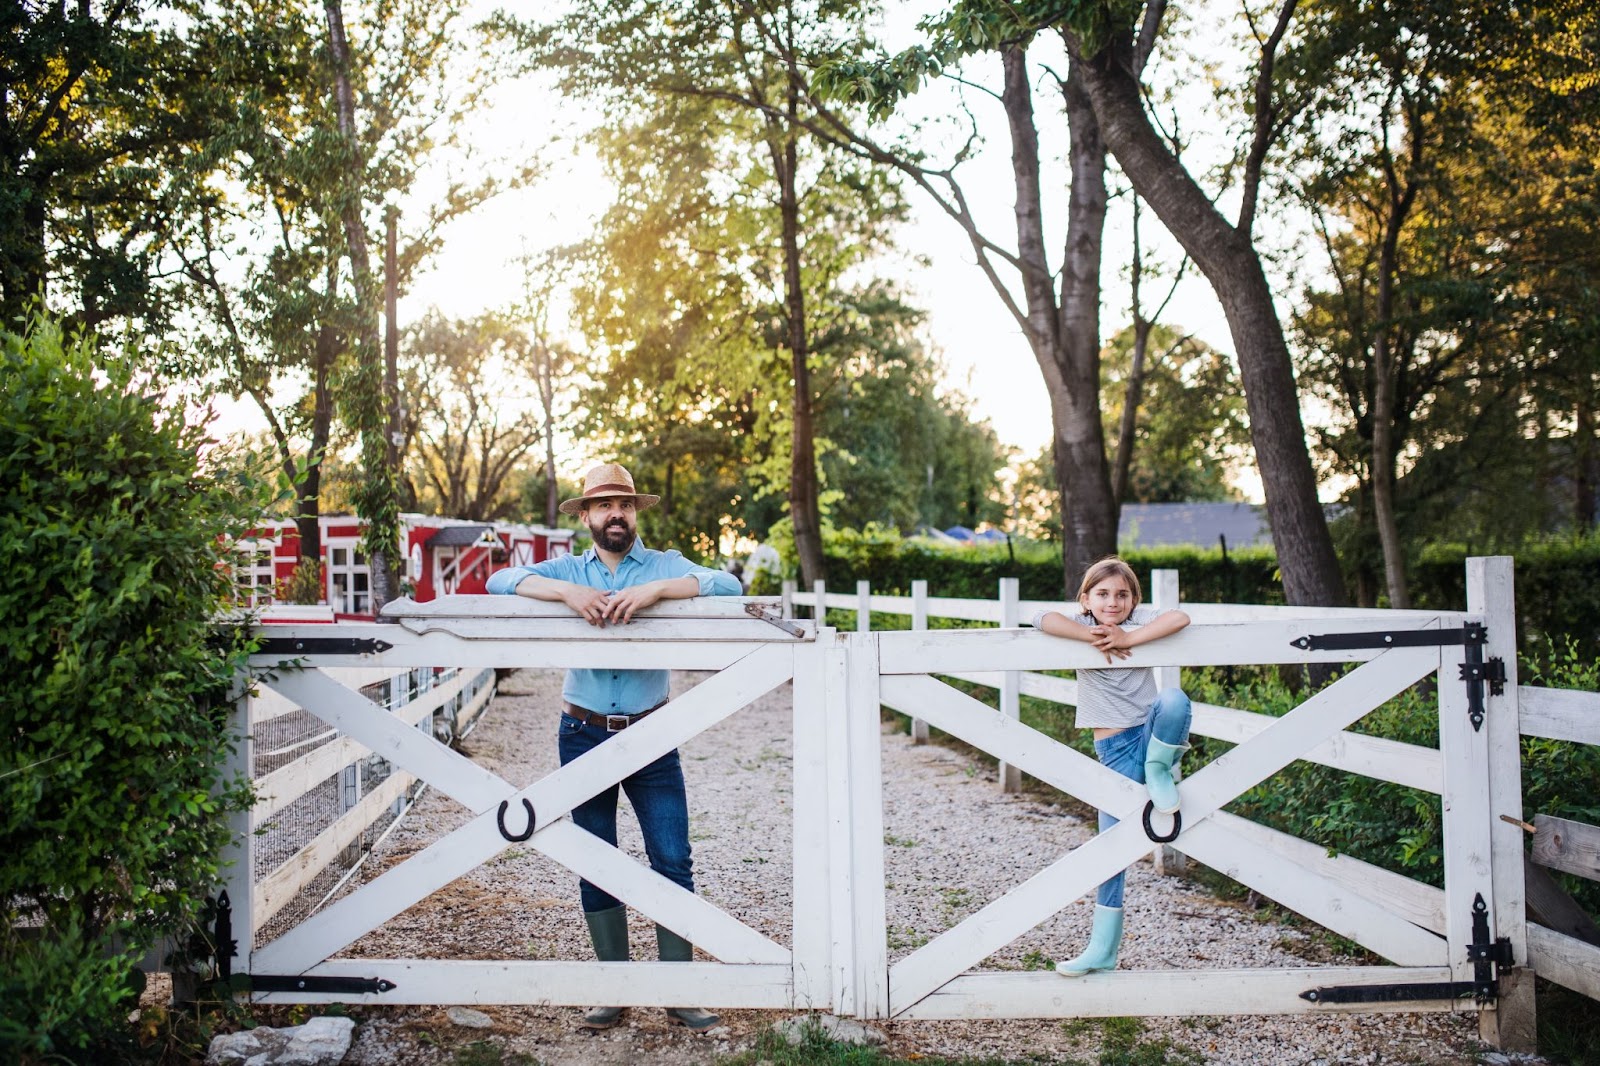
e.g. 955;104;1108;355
486;538;742;714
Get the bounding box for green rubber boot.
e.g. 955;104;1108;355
657;925;721;1032
580;906;629;1030
1057;905;1124;977
1144;737;1188;815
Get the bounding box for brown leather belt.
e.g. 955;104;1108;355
563;700;666;731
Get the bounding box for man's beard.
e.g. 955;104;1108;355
591;518;635;553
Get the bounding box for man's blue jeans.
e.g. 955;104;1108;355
558;713;694;913
1089;688;1192;908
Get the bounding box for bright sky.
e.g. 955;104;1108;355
223;4;1297;503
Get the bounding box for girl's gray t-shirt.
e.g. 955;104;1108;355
1034;604;1166;729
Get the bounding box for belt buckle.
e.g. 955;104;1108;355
604;714;630;731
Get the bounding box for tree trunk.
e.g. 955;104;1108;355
1113;197;1153;511
296;322;338;580
1370;195;1411;608
1073;33;1345;607
772;91;826;587
1000;46;1117;592
1577;389;1596;533
324;0;398;613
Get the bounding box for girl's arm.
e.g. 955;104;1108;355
1034;610;1130;663
1091;609;1191;657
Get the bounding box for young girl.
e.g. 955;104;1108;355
1033;557;1192;976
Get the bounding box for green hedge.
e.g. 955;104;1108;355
1;318;266;1058
759;527;1599;660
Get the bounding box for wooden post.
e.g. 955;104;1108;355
846;630;889;1018
813;579;827;624
910;580;929;744
791;638;832;1009
781;579;796;619
998;577;1022;794
857;579;872;633
821;631;855;1015
1468;557;1536;1052
1150;568;1187;877
221;674;256;996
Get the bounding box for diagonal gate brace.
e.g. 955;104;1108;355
1290;622;1504;731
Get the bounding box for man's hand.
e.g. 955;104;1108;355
602;580;668;624
1088;624;1134;664
560;584;616;627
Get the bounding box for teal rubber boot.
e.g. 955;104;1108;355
657;925;721;1032
1057;905;1124;977
580;907;629;1030
1144;737;1188;815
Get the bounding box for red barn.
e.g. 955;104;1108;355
236;514;574;619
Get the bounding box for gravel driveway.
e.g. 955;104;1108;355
332;668;1484;1065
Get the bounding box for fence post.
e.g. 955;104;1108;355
857;580;872;634
781;579;796;619
813;579;827;624
790;636;833;1010
220;673;256;991
1149;569;1187;877
998;577;1022;794
910;580;929;744
1468;556;1536;1052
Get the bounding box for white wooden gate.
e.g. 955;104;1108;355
224;566;1531;1035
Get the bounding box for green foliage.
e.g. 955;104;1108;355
280;559;325;606
0;316;267;1057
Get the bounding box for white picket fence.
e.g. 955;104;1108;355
212;557;1597;1050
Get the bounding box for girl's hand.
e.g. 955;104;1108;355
1089;624;1133;663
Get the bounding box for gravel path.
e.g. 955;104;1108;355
332;668;1484;1065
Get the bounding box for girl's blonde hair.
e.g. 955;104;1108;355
1077;556;1142;608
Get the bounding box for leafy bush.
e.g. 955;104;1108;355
0;317;267;1059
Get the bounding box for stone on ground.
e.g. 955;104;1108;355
206;1016;356;1066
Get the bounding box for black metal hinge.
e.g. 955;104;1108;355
257;636;394;657
1290;622;1503;731
1299;892;1511;1007
247;974;397;995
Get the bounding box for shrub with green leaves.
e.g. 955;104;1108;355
0;317;266;1058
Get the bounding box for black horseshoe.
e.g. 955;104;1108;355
497;798;536;842
1142;801;1181;843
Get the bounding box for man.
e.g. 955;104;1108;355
485;462;741;1033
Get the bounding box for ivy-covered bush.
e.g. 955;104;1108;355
0;318;265;1059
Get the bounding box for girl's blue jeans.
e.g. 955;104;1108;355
558;713;695;913
1089;688;1192;908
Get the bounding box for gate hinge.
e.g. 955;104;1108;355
257;636;394;657
247;974;397;995
1300;981;1478;1005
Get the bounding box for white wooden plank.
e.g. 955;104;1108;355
1181;603;1466;624
910;581;929;745
1438;630;1495;985
452;670;495;734
251;666;410;724
383;594;780;619
1149;570;1181;693
1190;701;1442;793
532;821;790;965
846;632;889;1019
856;581;872;633
397;616;795;643
255;960;794;1008
790;640;832;1009
257;645;794;973
896;967;1468;1020
253;769;414;928
1200;811;1446;935
249;624;763;670
822;633;856;1016
261;669;512;814
1176;815;1448;966
1531;814;1600;882
222;681;255;970
253;669;473;821
1527;922;1600;1002
876;621;1421;674
1519;686;1600;745
1468;556;1532;1046
998;578;1021;795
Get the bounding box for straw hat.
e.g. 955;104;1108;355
558;462;662;516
